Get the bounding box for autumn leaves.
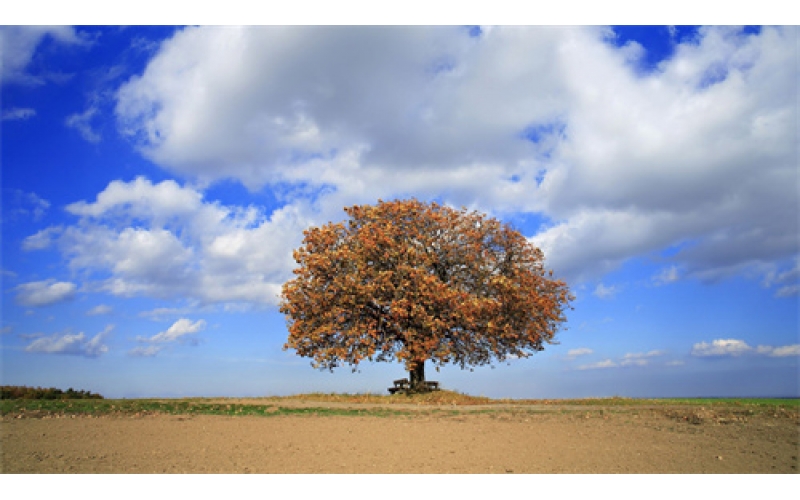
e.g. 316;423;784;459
280;199;572;380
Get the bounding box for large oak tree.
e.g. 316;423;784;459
280;199;572;391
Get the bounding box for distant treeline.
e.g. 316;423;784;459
1;385;104;400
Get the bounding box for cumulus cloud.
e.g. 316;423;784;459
22;226;62;250
575;349;666;369
115;26;490;190
565;347;593;360
0;26;89;86
64;176;203;219
577;359;618;370
653;265;680;286
109;26;797;288
138;307;192;320
755;344;800;358
27;177;311;306
15;279;77;307
24;325;112;357
86;304;112;316
535;27;797;281
128;345;163;357
620;350;665;367
691;339;799;358
136;318;206;344
130;318;205;357
566;347;674;370
691;339;753;357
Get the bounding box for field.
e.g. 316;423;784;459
2;393;798;474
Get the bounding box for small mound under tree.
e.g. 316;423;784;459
280;199;573;392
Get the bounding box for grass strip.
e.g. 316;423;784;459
0;399;421;419
3;394;797;419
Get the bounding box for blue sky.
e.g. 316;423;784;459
1;23;798;399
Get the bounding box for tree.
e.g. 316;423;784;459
280;199;573;392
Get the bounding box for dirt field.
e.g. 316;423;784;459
2;401;798;473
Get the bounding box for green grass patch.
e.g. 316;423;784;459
502;397;800;408
3;394;796;419
649;397;800;408
0;398;416;419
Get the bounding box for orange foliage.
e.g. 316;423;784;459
280;199;573;376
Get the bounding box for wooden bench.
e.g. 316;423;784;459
388;378;440;394
388;378;409;394
424;381;440;391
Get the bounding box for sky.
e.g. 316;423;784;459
1;20;798;400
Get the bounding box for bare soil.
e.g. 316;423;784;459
2;401;798;473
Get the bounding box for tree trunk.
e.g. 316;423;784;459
409;361;425;392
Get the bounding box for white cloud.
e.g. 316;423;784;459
139;307;192;320
774;285;800;298
5;190;50;223
129;345;163;357
137;318;206;344
593;283;618;299
24;325;112;357
762;258;800;298
755;344;800;358
620;349;665;366
30;177;311;306
25;192;50;221
691;339;752;357
115;26;492;190
623;349;665;359
22;226;62;251
86;304;112;316
2;107;36;121
17;26;794;312
112;26;798;289
620;358;648;367
130;318;205;357
577;359;618;370
694;339;800;358
653;265;680;286
770;345;800;357
65;106;101;143
15;279;77;307
65;176;203;219
572;349;668;369
565;347;593;360
0;26;89;86
531;209;680;282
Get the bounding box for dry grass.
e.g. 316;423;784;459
277;390;492;405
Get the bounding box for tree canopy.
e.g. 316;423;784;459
280;199;572;389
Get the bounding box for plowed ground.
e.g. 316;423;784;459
2;402;797;473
